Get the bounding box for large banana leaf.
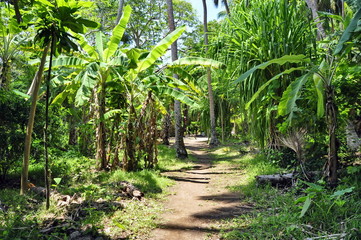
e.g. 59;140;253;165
169;57;225;69
313;72;325;118
103;5;132;61
151;86;199;107
245;67;306;110
72;32;98;58
52;56;88;68
278;72;312;119
234;55;310;84
334;8;361;55
136;26;186;74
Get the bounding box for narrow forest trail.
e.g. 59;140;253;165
150;137;251;240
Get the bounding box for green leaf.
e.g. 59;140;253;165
299;196;311;218
103;5;132;61
313;73;325;117
136;26;186;74
169;57;225;69
52;56;88;68
334;8;361;55
278;73;311;118
12;90;30;99
245;67;305;110
95;32;104;62
234;55;310;84
36;0;54;7
72;32;98;58
330;187;354;199
104;109;123;120
77;18;99;29
151;86;198;107
54;178;62;185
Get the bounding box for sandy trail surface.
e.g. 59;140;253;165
150;137;250;240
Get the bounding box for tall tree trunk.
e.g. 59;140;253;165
223;0;231;16
203;0;220;146
21;43;50;195
44;34;56;210
13;0;22;23
305;0;326;40
162;111;171;145
123;102;137;171
95;75;107;170
115;0;124;25
325;86;338;186
0;62;10;90
167;0;188;158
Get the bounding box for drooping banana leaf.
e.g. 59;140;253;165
150;86;199;107
278;72;312;120
245;67;306;110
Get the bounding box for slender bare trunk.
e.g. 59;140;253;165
223;0;231;16
162;112;171;145
13;0;22;23
21;43;50;195
44;35;56;209
305;0;326;40
115;0;124;25
325;86;338;185
203;0;219;146
167;0;188;158
0;62;10;90
95;75;107;170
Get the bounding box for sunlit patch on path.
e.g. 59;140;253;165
150;137;249;240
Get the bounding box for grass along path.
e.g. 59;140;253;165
150;137;252;240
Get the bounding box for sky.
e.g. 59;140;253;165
184;0;226;21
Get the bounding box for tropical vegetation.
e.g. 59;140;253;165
1;0;361;239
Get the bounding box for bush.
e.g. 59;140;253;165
0;90;28;182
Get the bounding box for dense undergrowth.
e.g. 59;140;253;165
210;142;361;240
1;140;360;239
0;144;194;240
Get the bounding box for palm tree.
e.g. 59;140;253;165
202;0;219;146
166;0;188;158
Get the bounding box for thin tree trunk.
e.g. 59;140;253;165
0;62;10;90
305;0;326;40
325;86;338;186
95;75;107;170
167;0;188;158
44;35;56;210
115;0;124;25
223;0;231;16
162;111;171;145
21;43;50;195
203;0;219;147
13;0;22;23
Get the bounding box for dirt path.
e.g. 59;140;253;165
150;137;249;240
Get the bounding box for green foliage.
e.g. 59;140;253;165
0;90;28;182
334;7;361;55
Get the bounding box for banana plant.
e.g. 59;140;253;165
51;5;132;170
52;6;186;170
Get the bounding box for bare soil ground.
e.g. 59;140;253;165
150;137;252;240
